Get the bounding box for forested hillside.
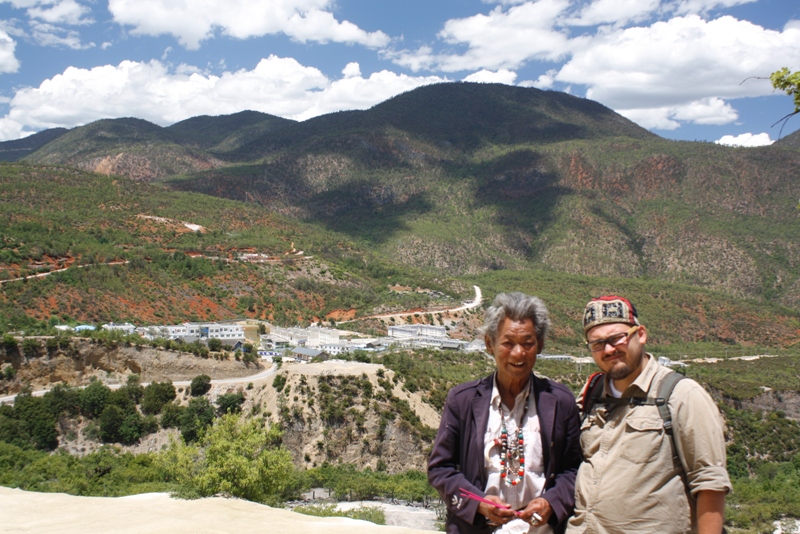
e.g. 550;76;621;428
9;82;798;312
0;163;464;333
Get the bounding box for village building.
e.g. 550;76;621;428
290;347;330;362
388;324;448;339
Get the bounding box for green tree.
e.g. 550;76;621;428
141;381;176;415
179;397;215;442
13;394;58;450
190;374;212;396
43;383;81;418
207;338;223;352
160;402;184;429
98;405;125;443
79;380;110;418
216;392;245;415
772;67;800;113
160;413;293;504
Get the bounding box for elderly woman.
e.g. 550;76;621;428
428;292;581;534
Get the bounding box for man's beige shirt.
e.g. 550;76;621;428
566;356;731;534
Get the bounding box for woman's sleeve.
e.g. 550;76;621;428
428;388;482;525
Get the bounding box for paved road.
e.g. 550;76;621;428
341;285;483;323
0;363;278;405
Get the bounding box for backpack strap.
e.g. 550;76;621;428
654;371;685;436
580;370;686;437
579;371;606;422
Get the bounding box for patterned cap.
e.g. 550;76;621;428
582;296;640;334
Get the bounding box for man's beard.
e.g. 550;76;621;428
607;350;635;380
608;362;632;380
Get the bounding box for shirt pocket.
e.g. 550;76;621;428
579;416;598;458
618;414;664;464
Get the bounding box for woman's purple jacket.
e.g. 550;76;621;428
427;373;582;534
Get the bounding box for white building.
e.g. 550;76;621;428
268;326;309;346
102;322;136;335
304;325;340;347
388;324;448;339
320;342;354;356
138;322;245;341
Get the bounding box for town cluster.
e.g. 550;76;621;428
57;320;486;363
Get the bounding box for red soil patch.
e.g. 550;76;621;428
326;308;357;321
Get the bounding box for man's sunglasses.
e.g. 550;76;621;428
585;325;639;353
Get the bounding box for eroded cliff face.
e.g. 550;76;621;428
724;390;800;421
253;364;440;474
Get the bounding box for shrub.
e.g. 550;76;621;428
180;397;215;442
272;374;287;392
293;504;386;525
190;375;212;396
43;384;81;418
159;414;293;504
11;394;58;450
160;402;184;429
141;381;177;415
216;392;245;415
2;334;18;353
98;405;125;443
80;380;111;418
21;338;40;358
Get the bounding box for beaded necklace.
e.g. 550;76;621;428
495;379;531;486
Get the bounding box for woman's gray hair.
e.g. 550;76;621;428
480;292;550;344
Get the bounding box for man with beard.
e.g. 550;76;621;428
566;296;731;534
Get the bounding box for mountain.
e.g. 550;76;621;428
0;127;69;162
6;81;800;322
166;110;295;152
775;127;800;149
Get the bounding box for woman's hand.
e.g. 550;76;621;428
517;497;553;526
477;495;517;526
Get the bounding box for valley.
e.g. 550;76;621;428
0;82;799;533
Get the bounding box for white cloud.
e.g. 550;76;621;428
568;0;661;26
715;132;773;147
1;0;47;7
390;0;572;73
0;30;20;74
30;21;92;48
295;69;445;121
558;15;800;126
107;0;390;50
519;69;557;89
618;97;738;130
0;56;446;140
342;62;361;78
481;0;528;4
27;0;93;25
463;69;517;84
671;0;757;17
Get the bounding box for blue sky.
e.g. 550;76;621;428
0;0;798;146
